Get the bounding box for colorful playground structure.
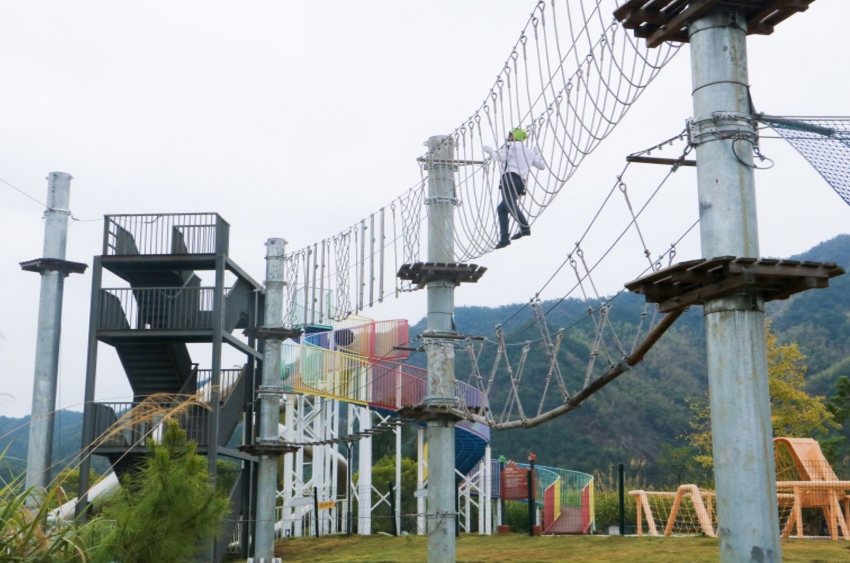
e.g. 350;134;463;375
273;317;595;537
630;437;850;540
68;212;594;562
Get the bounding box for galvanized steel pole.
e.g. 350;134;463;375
424;135;457;563
688;9;781;562
25;172;73;496
255;237;286;561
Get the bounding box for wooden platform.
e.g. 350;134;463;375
625;256;844;313
397;262;486;289
614;0;817;48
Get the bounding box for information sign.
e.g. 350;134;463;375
500;461;534;500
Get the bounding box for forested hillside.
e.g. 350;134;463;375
0;411;105;482
3;237;849;480
411;235;850;472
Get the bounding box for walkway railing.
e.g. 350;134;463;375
90;401;210;447
98;287;216;331
280;320;490;440
303;319;410;362
488;459;594;534
103;213;226;256
198;368;245;403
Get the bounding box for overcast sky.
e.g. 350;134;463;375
1;1;849;419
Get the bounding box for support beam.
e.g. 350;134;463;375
254;237;286;562
25;172;78;498
689;8;781;562
357;406;373;535
417;426;426;536
423;135;458;563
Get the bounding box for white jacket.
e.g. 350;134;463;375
490;141;545;180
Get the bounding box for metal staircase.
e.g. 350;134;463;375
76;213;263;561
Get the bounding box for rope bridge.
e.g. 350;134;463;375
282;0;681;321
284;132;701;431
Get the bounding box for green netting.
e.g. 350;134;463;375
762;116;850;205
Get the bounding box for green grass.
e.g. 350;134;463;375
262;534;850;563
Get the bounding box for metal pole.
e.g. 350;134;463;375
254;237;286;562
75;256;101;520
347;443;353;536
395;423;402;534
313;487;320;538
483;446;492;535
357;406;372;535
454;484;460;538
618;463;625;536
688;8;780;562
527;454;536;537
499;456;506;528
25;172;72;496
417;426;426;535
424;135;457;563
390;486;398;537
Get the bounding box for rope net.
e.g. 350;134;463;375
282;0;680;322
762;116;850;206
632;487;718;537
445;135;697;430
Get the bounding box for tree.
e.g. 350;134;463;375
92;421;230;563
686;325;838;468
364;454;418;534
826;375;850;425
821;376;850;463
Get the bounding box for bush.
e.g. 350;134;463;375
0;449;90;563
91;421;230;563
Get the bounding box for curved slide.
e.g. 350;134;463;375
282;319;490;475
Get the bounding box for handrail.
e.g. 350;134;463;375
281;335;489;440
98;287;217;331
302;319;410;362
103;213;227;256
90;401;211;447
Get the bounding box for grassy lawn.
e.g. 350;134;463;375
264;534;850;563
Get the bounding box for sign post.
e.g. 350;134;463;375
528;454;537;536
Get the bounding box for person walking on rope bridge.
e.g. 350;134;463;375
484;127;545;249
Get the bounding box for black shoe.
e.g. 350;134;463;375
495;240;511;249
511;229;531;241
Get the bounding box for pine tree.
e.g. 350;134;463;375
93;421;230;563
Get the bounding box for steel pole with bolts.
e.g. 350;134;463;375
25;172;74;497
424;135;458;563
254;237;286;562
688;8;780;562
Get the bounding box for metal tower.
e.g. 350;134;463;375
75;213;263;562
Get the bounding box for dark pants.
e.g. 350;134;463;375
497;172;528;243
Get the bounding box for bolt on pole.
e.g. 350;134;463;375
25;172;74;497
424;135;458;563
254;237;286;562
688;8;781;562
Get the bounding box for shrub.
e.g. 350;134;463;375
91;421;230;563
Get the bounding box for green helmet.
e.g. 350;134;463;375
510;127;528;142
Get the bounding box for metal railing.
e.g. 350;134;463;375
90;401;211;447
198;368;245;403
99;287;216;331
103;213;227;256
281;338;491;442
302;320;410;362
